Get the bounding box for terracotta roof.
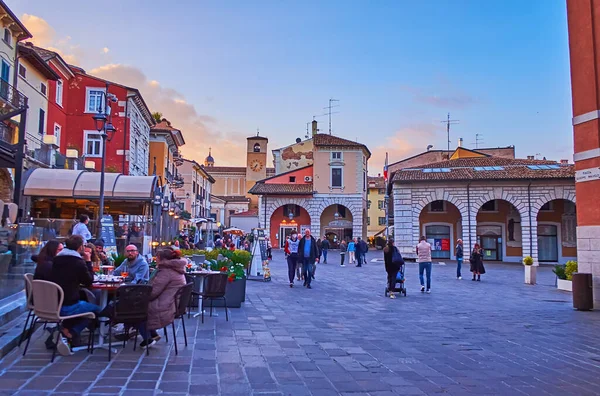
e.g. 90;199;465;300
230;209;258;217
367;176;385;189
17;44;60;80
248;183;313;195
204;166;275;175
26;44;57;62
249;136;269;140
392;157;574;183
214;195;250;203
313;134;371;157
152;119;178;131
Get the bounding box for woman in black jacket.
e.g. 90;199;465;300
383;240;401;299
470;243;486;281
33;240;63;280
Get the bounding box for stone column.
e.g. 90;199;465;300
567;0;600;306
393;185;416;259
460;205;477;256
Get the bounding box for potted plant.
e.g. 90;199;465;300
205;257;247;308
553;264;572;291
523;256;536;285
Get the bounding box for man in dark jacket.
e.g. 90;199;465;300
50;235;100;355
359;238;368;265
456;239;463;280
320;237;330;264
355;237;364;267
297;229;319;289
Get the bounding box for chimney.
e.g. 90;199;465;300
458;137;463;148
527;155;534;160
312;120;318;136
560;159;569;164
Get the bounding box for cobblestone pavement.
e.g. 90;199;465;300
0;250;600;395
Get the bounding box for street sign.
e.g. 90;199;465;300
575;167;600;183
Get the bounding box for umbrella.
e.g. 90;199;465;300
223;227;244;235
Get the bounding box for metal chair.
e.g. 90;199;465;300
168;282;194;355
18;274;34;347
200;273;229;323
185;274;202;318
96;284;152;361
23;280;96;362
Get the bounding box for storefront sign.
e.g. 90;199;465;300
575;167;600;183
432;238;450;251
99;215;117;256
328;220;352;228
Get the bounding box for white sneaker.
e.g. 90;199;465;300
426;289;431;294
340;264;345;267
389;293;396;299
56;336;72;356
420;286;425;292
458;276;462;280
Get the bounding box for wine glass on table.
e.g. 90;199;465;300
121;271;129;282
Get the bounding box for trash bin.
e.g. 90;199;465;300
572;272;594;311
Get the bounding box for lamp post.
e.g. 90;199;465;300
91;84;118;238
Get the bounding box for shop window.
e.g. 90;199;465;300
481;200;497;212
425;224;451;259
429;200;445;212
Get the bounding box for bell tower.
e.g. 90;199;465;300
246;133;268;208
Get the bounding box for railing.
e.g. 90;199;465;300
0;79;27;118
165;167;173;182
0;122;14;146
25;134;53;167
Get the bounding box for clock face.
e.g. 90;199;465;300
250;159;263;172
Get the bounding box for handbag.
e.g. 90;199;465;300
392;247;404;265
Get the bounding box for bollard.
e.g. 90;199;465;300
572;273;593;311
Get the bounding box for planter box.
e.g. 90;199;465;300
557;279;572;292
209;277;246;308
524;265;537;285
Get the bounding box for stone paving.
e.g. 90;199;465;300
0;250;600;395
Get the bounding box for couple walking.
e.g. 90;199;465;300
456;239;486;281
284;229;319;289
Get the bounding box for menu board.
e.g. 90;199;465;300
99;215;117;255
258;239;268;261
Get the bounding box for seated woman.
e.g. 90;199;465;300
137;247;186;348
33;240;64;280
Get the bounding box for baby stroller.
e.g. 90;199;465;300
385;262;407;297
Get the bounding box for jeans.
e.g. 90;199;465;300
418;262;432;290
457;258;463;278
301;258;313;286
386;271;396;291
340;252;345;266
349;251;355;264
137;322;158;341
356;253;362;266
322;250;328;263
60;301;101;335
287;254;298;283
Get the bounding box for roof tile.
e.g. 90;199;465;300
248;183;313;195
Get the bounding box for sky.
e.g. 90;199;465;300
9;0;574;174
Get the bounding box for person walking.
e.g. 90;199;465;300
72;215;92;244
470;243;486;281
348;238;356;264
456;239;464;280
359;237;368;265
320;237;330;264
384;240;403;299
284;231;300;287
416;236;432;293
339;239;347;266
298;229;319;289
355;237;363;267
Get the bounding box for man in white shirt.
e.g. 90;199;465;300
72;215;92;244
416;236;432;293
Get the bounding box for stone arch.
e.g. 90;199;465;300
0;169;13;203
531;187;577;220
315;197;363;239
413;189;468;220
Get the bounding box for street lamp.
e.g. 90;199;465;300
288;210;294;220
92;84;118;238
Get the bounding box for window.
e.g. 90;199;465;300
40;83;47;96
527;164;560;170
229;210;235;215
378;200;384;210
56;80;63;106
540;202;553;212
378;188;386;195
1;60;9;83
289;176;296;183
474;166;504;171
423;168;451;173
429;200;445;212
3;28;11;46
18;64;26;79
367;217;370;226
132;139;138;166
253;143;261;152
332;151;342;160
367;200;371;209
86;87;106;113
481;200;497;212
84;131;102;157
378;217;386;225
54;124;61;147
337;205;346;218
363;171;366;191
38;109;45;135
331;167;342;188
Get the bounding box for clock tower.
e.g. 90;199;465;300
246;134;268;208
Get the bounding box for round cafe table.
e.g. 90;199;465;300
187;271;222;317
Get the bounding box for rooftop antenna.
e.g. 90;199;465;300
441;113;459;153
474;133;484;149
256;127;260;136
324;98;340;134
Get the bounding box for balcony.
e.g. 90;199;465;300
0;80;27;121
173;150;184;167
164;167;173;182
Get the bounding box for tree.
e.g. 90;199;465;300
179;210;192;220
152;111;163;123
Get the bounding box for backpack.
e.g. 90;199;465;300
392;247;404;266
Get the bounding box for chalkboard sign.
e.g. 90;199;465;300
258;239;268;261
99;216;117;255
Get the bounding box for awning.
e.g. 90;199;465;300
23;168;157;200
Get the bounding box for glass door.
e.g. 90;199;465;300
538;225;558;262
481;236;500;261
425;225;451;259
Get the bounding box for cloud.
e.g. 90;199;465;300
102;47;109;54
369;123;440;174
89;63;244;165
21;13;82;64
402;85;478;110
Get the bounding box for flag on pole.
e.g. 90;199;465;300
383;152;389;181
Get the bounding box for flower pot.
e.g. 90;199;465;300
557;279;572;292
211;277;246;308
524;265;537;285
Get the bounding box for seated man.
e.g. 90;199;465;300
50;235;100;355
94;240;110;266
113;244;149;284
